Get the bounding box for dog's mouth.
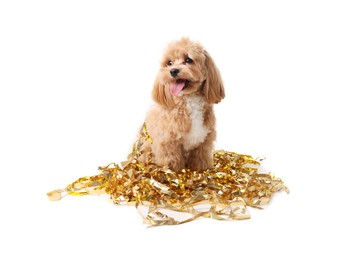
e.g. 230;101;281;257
171;79;190;96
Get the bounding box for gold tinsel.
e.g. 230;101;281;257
47;124;289;225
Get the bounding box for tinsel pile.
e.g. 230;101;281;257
48;124;288;225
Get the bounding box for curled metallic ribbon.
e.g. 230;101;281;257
47;123;289;225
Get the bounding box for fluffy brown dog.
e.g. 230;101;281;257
141;38;225;171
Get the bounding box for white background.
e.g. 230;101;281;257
1;0;336;259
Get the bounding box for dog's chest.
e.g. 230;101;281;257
183;96;209;151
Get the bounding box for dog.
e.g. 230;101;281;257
140;38;225;172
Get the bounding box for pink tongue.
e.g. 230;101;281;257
171;81;185;96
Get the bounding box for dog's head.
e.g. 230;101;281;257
152;38;225;108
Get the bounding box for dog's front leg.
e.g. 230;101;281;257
186;131;215;170
152;140;185;171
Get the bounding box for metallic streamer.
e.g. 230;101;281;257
48;124;288;225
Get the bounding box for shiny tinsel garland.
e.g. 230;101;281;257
48;124;288;225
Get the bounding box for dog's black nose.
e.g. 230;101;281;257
170;68;180;77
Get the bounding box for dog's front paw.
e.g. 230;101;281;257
168;160;186;172
187;158;213;170
186;148;213;170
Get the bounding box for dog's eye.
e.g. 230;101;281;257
167;60;173;66
185;57;193;64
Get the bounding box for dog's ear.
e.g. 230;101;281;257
152;76;175;108
203;51;225;104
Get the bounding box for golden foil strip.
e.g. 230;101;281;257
48;124;289;226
